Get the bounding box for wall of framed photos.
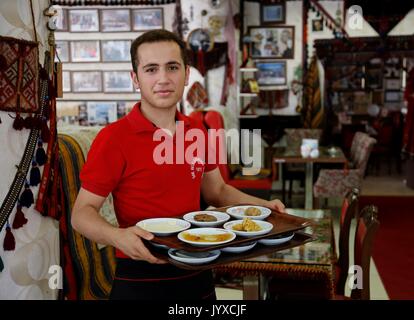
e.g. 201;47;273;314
55;4;175;124
241;0;302;115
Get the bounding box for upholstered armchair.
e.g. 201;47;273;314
313;132;376;199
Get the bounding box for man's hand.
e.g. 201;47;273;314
263;199;286;213
112;226;168;264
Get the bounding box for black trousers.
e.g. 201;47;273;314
109;258;216;300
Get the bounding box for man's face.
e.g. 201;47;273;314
131;41;189;110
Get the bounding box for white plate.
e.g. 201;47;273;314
183;211;230;227
223;220;273;237
226;205;272;220
221;241;257;253
168;249;221;265
136;218;190;237
177;228;236;247
258;233;295;246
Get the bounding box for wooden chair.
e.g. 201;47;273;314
334;188;359;295
334;204;380;300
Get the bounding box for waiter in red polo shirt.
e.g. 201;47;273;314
71;29;285;300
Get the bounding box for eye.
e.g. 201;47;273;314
168;65;179;71
145;67;157;73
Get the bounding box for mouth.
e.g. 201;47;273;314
154;90;174;97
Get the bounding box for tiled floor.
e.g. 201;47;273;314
216;161;414;300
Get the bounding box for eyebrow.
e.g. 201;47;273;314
142;61;182;69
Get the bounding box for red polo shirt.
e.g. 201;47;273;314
80;102;217;258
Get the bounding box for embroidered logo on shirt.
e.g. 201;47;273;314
190;157;205;180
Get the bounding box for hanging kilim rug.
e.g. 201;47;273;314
0;36;39;113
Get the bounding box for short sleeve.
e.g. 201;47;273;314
80;127;125;197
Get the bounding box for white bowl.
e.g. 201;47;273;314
168;249;221;265
177;228;236;247
258;232;294;246
223;220;273;237
183;211;230;227
221;241;257;253
136;218;191;237
226;205;272;220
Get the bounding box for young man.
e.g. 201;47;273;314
71;29;285;300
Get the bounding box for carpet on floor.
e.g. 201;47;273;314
359;196;414;300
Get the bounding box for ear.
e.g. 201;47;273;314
131;71;140;90
184;65;190;86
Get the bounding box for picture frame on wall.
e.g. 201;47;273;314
55;41;69;62
260;3;285;25
100;9;131;32
62;71;71;92
69;9;99;32
55;9;68;31
87;101;118;125
70;40;100;62
249;26;294;59
72;71;102;92
103;71;133;92
312;19;323;32
365;68;383;89
132;8;163;31
101;40;131;62
255;60;287;86
385;91;402;102
385;78;401;90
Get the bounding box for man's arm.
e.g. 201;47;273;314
201;168;285;212
71;187;166;264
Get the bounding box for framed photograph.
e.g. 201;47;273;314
132;8;163;31
72;71;102;92
70;40;100;62
100;9;131;32
255;60;287;86
55;41;69;62
385;91;402;102
249;26;294;59
69;9;99;32
365;68;383;89
187;28;214;52
87;101;117;125
101;40;131;62
312;19;323;32
55;9;68;31
103;71;133;92
260;3;285;25
327;65;363;90
62;71;71;92
385;78;401;90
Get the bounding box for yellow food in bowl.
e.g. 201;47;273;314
232;218;262;232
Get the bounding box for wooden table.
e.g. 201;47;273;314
272;146;347;209
214;209;335;300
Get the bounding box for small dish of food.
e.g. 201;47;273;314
183;211;230;227
223;218;273;237
178;228;236;247
136;218;191;237
226;205;272;220
221;241;257;253
168;249;221;265
258;232;295;246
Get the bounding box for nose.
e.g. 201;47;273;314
157;67;170;85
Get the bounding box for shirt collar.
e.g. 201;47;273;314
127;102;191;133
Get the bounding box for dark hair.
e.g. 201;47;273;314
130;29;189;73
